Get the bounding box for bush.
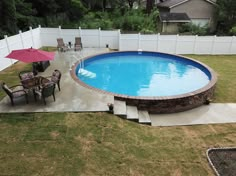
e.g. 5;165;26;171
230;26;236;35
179;23;209;35
78;8;159;33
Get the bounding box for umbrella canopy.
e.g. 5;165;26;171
5;48;55;63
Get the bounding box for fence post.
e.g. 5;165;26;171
211;35;216;55
98;27;101;48
138;33;141;49
29;26;35;48
19;30;24;49
58;26;62;38
79;27;82;37
175;34;179;54
229;36;235;54
118;29;121;51
193;35;198;54
38;25;42;48
4;35;13;65
156;33;160;52
4;35;10;53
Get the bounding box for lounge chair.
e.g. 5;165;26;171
1;82;29;106
74;37;83;51
34;82;56;105
45;69;62;91
57;38;69;52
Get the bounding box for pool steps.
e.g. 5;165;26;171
114;99;151;124
78;68;96;78
126;106;139;120
113;99;126;116
138;111;151;123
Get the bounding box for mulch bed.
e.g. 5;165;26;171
207;148;236;176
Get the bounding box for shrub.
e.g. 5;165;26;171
230;26;236;35
179;23;209;35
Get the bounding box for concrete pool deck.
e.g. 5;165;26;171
150;103;236;126
0;48;235;127
0;48;113;113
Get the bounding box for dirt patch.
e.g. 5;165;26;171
50;131;60;139
207;148;236;176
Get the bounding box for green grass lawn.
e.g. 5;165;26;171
0;112;235;175
185;55;236;103
0;54;236;175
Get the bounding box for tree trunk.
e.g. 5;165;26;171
128;0;134;9
146;0;154;14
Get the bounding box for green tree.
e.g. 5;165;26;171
15;0;40;30
2;0;18;34
69;0;87;21
216;0;236;34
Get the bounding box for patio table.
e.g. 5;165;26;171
21;76;50;101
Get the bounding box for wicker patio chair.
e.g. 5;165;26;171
57;38;69;52
19;70;35;80
1;82;29;106
45;69;62;91
74;37;83;51
34;82;56;105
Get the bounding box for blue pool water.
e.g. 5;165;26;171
76;52;211;97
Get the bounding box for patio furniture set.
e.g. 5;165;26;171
57;37;83;52
1;69;61;106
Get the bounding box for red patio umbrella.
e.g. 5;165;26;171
5;48;55;63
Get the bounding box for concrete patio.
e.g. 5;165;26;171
0;48;113;113
0;48;236;127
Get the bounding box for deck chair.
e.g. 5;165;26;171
34;82;56;105
57;38;69;52
1;82;29;106
74;37;83;51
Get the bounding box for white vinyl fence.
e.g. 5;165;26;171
0;27;41;71
0;26;236;71
119;34;236;54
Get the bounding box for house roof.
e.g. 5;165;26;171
157;0;217;9
159;12;191;22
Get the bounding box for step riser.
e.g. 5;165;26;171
113;98;151;125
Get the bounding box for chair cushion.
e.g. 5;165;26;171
51;76;58;83
52;71;60;77
21;72;34;80
12;91;26;97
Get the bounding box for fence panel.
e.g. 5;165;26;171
0;39;13;71
7;34;23;51
60;29;80;46
158;35;176;54
21;30;34;49
80;29;100;48
176;36;196;54
120;34;139;51
101;30;119;49
32;28;42;48
213;37;232;54
230;36;236;54
195;36;214;54
40;28;60;46
140;34;157;51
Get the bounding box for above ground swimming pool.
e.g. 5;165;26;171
71;51;217;113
